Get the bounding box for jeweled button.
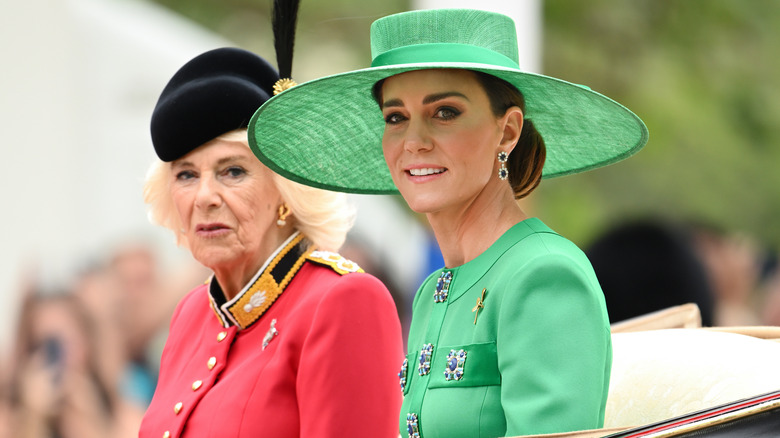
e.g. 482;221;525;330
174;402;183;414
434;271;453;303
406;413;420;438
398;358;408;391
163;431;171;438
207;357;217;370
418;343;433;376
192;380;203;391
444;349;467;381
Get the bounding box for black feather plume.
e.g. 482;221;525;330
272;0;301;79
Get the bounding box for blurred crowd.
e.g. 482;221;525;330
0;216;778;437
0;239;210;438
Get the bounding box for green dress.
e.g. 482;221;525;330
399;218;612;438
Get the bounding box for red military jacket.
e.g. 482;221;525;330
139;233;403;437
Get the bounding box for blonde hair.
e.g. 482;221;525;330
143;130;355;252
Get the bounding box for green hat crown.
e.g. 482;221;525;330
370;9;520;69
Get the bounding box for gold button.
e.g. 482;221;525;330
174;402;183;414
163;432;170;438
207;357;217;370
192;380;203;391
217;331;228;342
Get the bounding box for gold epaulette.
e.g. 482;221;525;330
306;250;364;275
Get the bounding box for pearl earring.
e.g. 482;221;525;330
277;203;292;227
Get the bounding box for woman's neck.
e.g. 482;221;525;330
427;187;527;268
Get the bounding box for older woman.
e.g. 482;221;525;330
247;8;648;438
137;46;403;438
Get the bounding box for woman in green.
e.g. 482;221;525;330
247;8;648;437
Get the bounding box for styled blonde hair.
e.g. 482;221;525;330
143;130;355;252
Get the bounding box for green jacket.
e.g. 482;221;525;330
400;218;612;438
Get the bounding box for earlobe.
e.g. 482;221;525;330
500;107;523;153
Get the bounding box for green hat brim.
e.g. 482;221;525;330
248;62;649;195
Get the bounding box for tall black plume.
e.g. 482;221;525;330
272;0;301;79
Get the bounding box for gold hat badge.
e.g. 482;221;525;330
273;78;297;95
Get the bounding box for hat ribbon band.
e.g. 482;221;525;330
371;43;519;69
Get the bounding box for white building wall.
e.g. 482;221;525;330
0;0;229;352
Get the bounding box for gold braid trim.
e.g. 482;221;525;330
226;234;308;329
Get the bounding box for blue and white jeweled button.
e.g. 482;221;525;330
444;349;467;381
434;271;453;303
406;413;420;438
418;343;433;376
398;358;408;391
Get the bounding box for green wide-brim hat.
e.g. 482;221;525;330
248;8;649;195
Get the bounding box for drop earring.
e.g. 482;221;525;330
497;151;509;180
277;203;292;227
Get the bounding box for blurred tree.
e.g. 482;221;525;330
540;0;780;249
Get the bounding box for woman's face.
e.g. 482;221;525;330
380;69;509;214
170;138;281;272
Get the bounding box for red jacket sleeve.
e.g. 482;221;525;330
296;272;403;437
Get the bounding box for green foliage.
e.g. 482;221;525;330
540;0;780;248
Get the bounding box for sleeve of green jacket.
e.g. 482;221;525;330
498;250;612;436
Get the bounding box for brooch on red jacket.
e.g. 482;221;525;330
262;318;279;350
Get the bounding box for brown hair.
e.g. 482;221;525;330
373;70;546;199
471;71;546;199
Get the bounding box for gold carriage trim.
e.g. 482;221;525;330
306;250;364;275
273;78;298;95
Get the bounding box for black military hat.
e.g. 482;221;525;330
150;47;279;162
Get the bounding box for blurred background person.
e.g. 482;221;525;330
106;240;194;408
689;223;764;326
759;256;780;327
586;219;716;326
5;287;142;438
72;239;206;413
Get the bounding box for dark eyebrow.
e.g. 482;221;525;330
381;91;469;109
381;98;403;109
423;91;469;104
